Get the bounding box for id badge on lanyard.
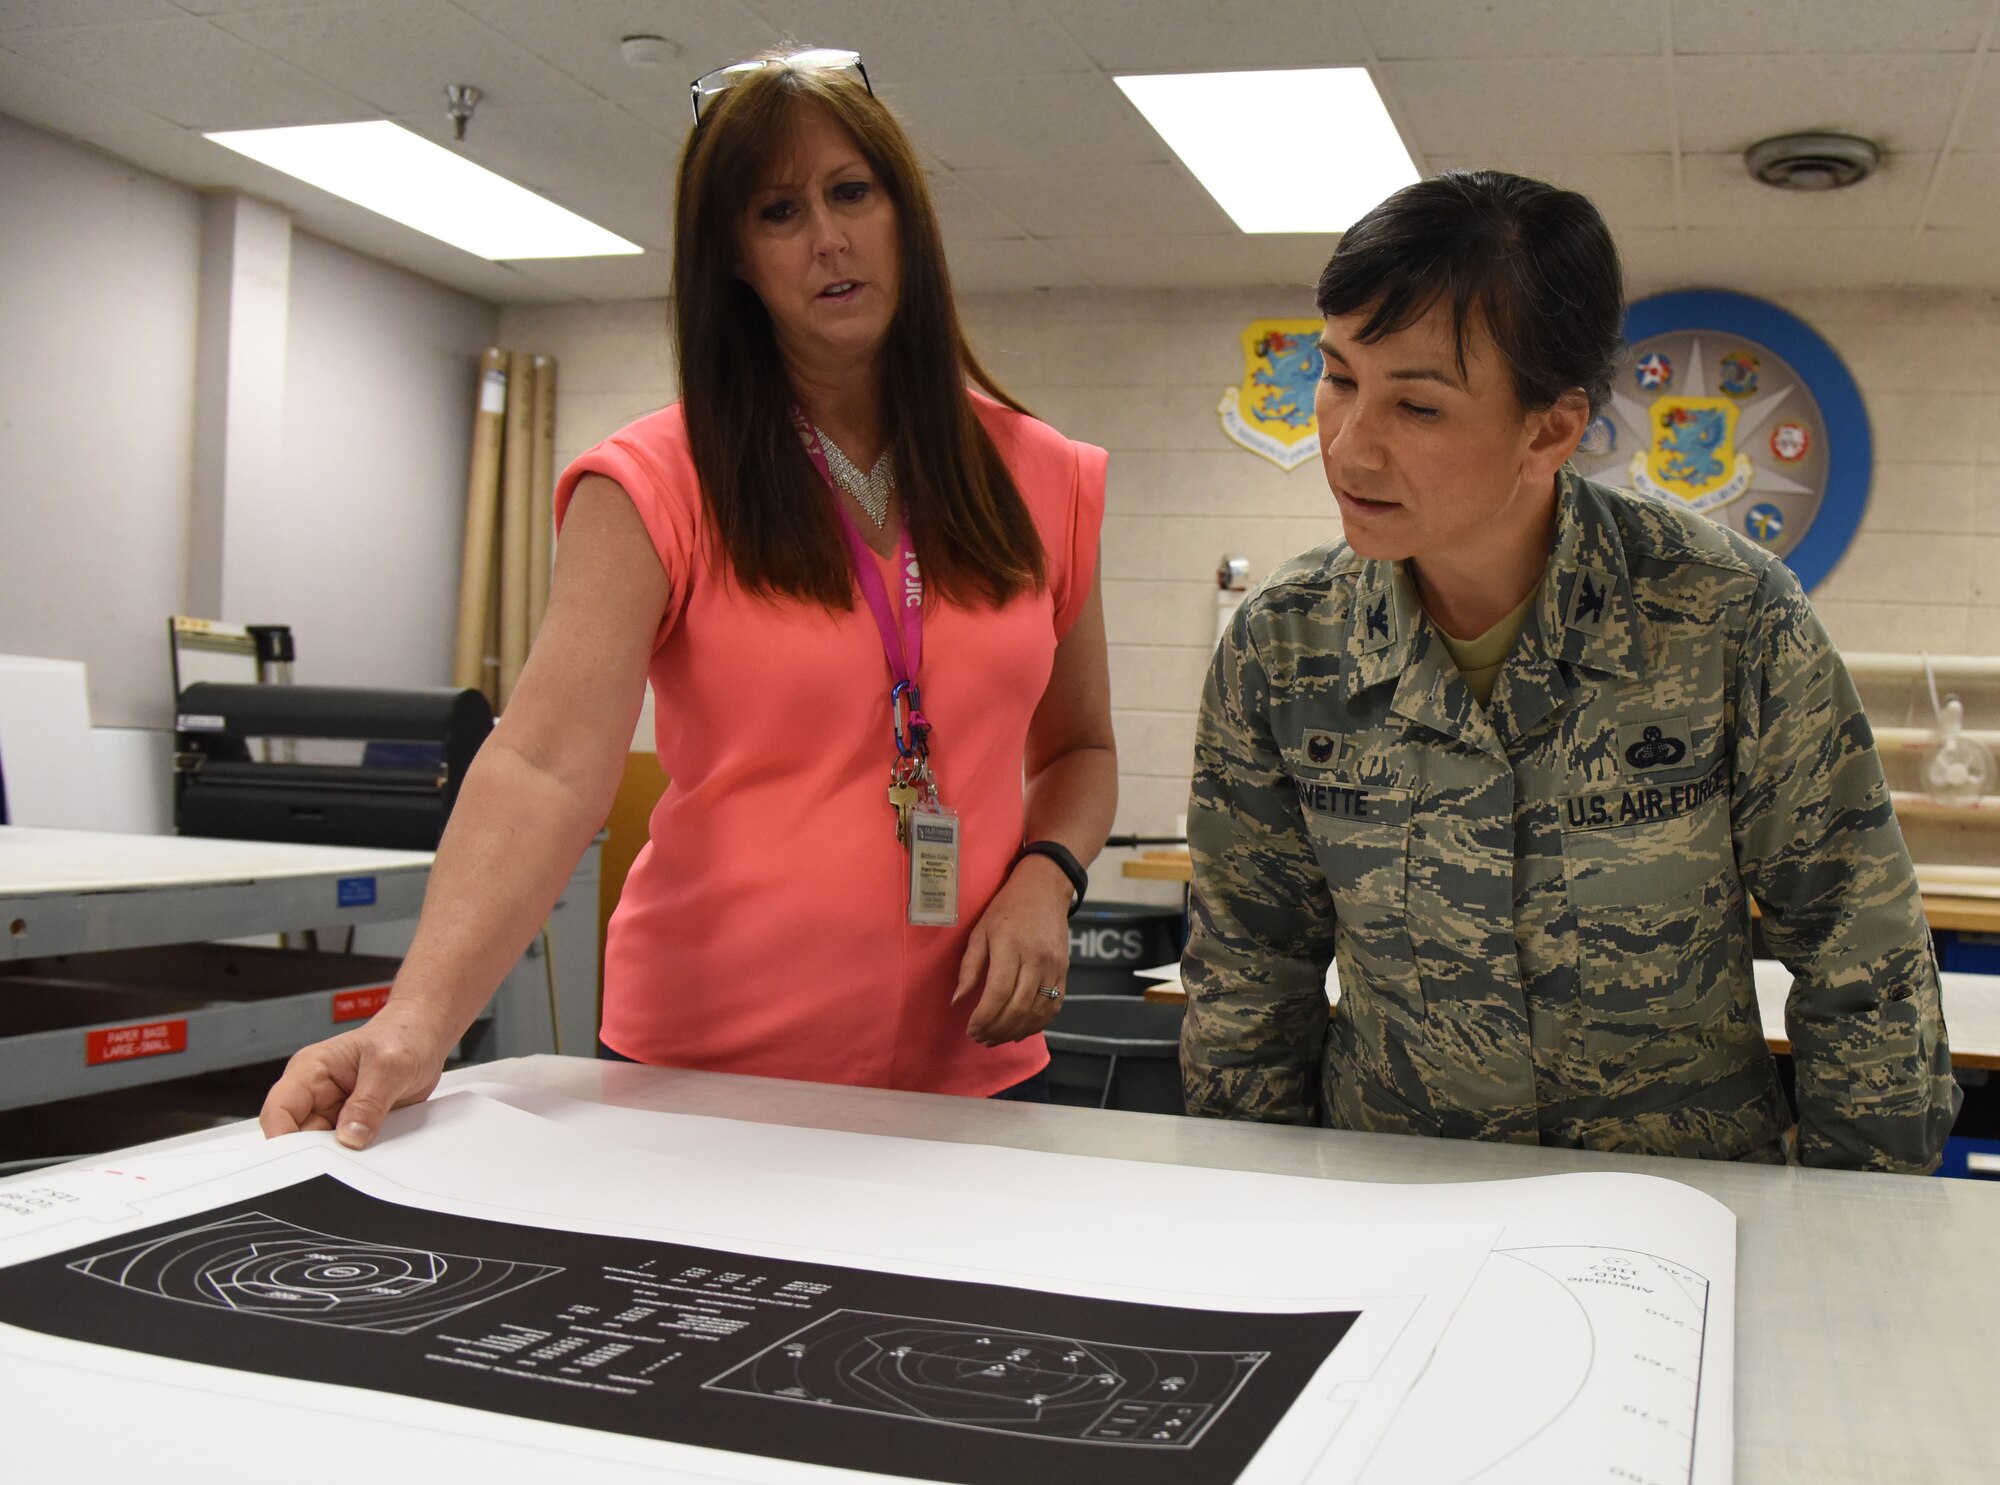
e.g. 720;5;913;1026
794;412;961;926
907;803;960;927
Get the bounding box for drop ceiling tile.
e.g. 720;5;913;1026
878;73;1169;170
1053;232;1335;291
62;118;242;187
214;1;598;113
452;0;780;133
284;209;557;300
1056;0;1365;70
744;0;1092;79
1949;60;2000;151
1673;53;1966;154
1928;153;2000;228
1381;57;1670;155
942;237;1087;292
0;37;189;142
1905;229;2000;289
501;251;673;301
0;1;180;29
1683;226;1911;291
1425;152;1679;231
392;100;675;248
1616;228;1689;294
1670;0;1991;54
1352;0;1659;59
957;162;1235;238
170;0;366;10
1681;149;1935;229
2;16;371;128
926;169;1028;241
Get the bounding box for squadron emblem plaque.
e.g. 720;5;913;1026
1570;290;1871;591
1217;319;1325;471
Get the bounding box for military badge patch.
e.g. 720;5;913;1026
1746;502;1786;545
1617;717;1694;773
1565;567;1614;633
1719;350;1760;397
1302;729;1349;768
1217;319;1324;471
1356;588;1394;651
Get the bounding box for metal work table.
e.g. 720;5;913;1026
450;1055;2000;1485
0;827;599;1111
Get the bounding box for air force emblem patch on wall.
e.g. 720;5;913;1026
1218;320;1324;470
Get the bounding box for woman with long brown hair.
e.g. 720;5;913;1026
261;48;1116;1145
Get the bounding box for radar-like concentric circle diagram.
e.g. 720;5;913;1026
67;1212;559;1334
707;1309;1265;1447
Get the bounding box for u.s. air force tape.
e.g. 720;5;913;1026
1563;759;1727;833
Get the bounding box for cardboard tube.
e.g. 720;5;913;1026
482;551;502;707
497;349;535;707
453;347;508;692
527;354;557;644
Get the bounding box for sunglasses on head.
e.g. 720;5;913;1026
689;48;872;127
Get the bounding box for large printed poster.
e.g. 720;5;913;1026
0;1174;1354;1485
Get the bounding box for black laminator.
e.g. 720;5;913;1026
174;683;493;850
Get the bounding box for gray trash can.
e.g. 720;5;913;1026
1066;901;1185;997
1043;994;1186;1115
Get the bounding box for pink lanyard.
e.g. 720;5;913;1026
792;411;929;753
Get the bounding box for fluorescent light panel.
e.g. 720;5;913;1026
1114;69;1417;234
204;121;642;260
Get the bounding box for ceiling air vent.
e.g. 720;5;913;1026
1743;132;1881;192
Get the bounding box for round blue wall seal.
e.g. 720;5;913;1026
1569;289;1871;593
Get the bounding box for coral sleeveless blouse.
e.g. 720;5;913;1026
554;395;1105;1095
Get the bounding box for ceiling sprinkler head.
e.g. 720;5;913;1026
619;34;680;69
445;83;481;142
1743;132;1881;192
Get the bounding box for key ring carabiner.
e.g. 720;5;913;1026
892;680;928;758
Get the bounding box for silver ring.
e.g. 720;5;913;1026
1037;986;1062;1001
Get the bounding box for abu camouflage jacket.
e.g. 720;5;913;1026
1181;469;1959;1171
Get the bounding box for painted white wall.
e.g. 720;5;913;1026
256;229;498;691
0;111;201;730
1;113;500;829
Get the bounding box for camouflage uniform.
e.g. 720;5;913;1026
1181;469;1960;1171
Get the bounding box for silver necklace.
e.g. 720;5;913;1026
815;426;894;528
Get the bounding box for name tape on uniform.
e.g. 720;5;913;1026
1292;777;1412;825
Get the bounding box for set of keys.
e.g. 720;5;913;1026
888;753;939;845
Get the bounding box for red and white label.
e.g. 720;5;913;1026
332;985;393;1023
86;1020;188;1066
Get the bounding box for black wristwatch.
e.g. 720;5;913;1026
1014;839;1087;917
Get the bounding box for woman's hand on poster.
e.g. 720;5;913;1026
258;1000;458;1149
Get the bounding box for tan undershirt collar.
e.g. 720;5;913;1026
1431;579;1543;708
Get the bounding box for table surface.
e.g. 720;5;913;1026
0;824;433;894
447;1056;2000;1484
0;827;587;1098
